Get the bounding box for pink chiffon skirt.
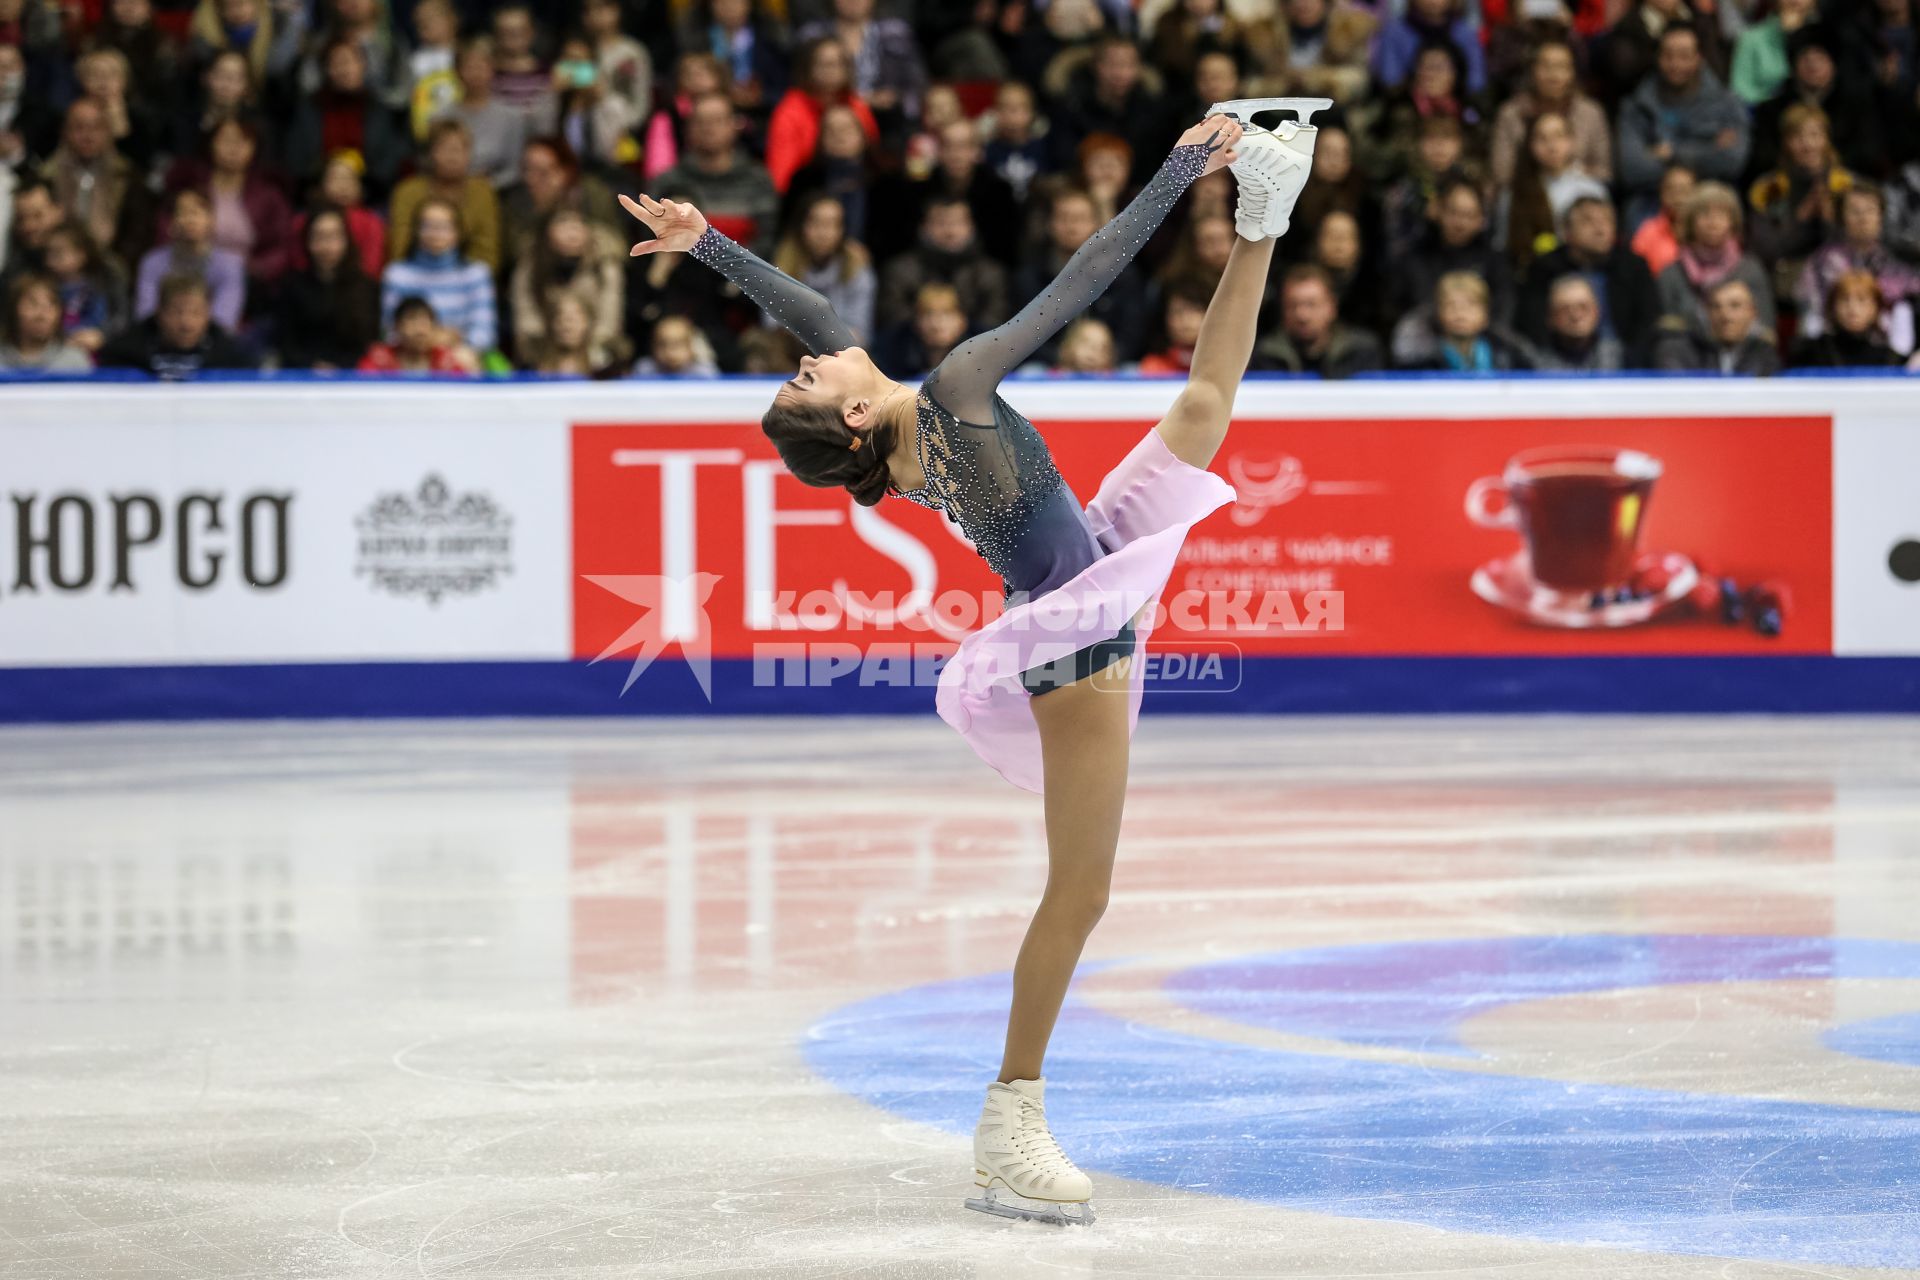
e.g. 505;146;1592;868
933;427;1238;793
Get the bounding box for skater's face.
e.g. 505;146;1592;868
777;348;882;424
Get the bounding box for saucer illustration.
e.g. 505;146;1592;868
1471;550;1699;629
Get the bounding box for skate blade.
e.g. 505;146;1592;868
1207;97;1334;131
965;1180;1095;1227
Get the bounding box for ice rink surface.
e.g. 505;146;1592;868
3;714;1919;1279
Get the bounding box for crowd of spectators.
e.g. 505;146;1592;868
2;0;1918;380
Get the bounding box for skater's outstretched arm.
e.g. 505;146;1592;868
620;193;858;357
922;116;1243;425
1156;233;1277;471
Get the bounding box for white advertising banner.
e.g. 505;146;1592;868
0;386;571;665
1833;415;1920;657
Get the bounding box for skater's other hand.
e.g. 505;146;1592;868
621;194;708;256
1180;114;1242;175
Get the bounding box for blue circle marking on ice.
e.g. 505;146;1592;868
802;934;1920;1268
1826;1010;1920;1070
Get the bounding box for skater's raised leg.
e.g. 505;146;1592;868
1154;232;1278;471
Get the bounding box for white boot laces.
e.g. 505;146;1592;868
1012;1095;1077;1175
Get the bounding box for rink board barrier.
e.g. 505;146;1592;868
0;378;1915;720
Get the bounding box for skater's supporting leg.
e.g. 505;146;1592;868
999;659;1133;1083
1154;235;1277;472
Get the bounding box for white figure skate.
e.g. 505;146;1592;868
1207;97;1331;241
964;1077;1095;1226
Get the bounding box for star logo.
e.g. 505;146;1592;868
583;572;724;699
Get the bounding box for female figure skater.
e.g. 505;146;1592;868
623;105;1319;1227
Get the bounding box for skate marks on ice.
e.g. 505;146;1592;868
805;940;1920;1272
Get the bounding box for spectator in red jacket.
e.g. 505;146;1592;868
764;36;878;193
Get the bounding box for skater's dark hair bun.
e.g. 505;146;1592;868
761;398;899;507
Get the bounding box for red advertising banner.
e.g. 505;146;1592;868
573;415;1832;661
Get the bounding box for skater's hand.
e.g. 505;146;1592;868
621;193;708;256
1179;114;1242;176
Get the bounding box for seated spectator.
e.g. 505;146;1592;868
1185;49;1240;129
1517;194;1662;364
627;245;739;370
486;3;552;116
357;294;480;373
136;189;247;332
1489;39;1611;189
380;197;496;354
523;292;618;375
633;313;720;376
1530;275;1628;370
1254;263;1386;377
765;37;879;193
1158;212;1236;294
1616;25;1749;222
1052;33;1172;185
1310;210;1373;320
439;38;530;189
876;197;1009;335
1392;176;1515;323
291;151;387;277
1652;276;1782;372
166;118;294;300
100;273;256;378
1138;280;1209;375
75;47;167;173
390;120;502;271
1372;0;1487;95
580;0;651;142
1269;0;1378;105
875;281;967;378
736;325;802;374
188;0;304;90
1494;110;1609;268
174;50;271;163
0;43;58;166
782;102;881;246
275;207;379;370
1730;0;1816;104
1381;115;1477;266
1790;269;1905;366
1370;44;1487;181
795;0;929;120
1288;124;1369;259
1398;270;1536;370
1656;180;1777;334
1147;0;1266;88
1630;162;1696;277
1;177;62;285
544;32;637;170
41;98;155;272
687;0;787;117
1014;185;1153;360
404;0;460;142
0;275;93;371
899;116;1023;267
655;93;779;255
500;136;622;268
983;79;1052;204
1597;0;1730;105
510;206;626;367
89;0;180;133
899;84;965;183
771;191;876;344
639;51;729;181
1746;105;1856;272
287;39;407;197
1796;185;1920;354
42;224;126;355
1050;316;1118;374
1750;25;1881;180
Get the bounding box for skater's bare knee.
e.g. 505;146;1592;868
1038;884;1109;935
1154;384;1231;470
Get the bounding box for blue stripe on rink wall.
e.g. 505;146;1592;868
0;656;1917;722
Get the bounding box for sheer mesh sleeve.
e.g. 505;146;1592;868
686;226;859;357
921;139;1217;424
